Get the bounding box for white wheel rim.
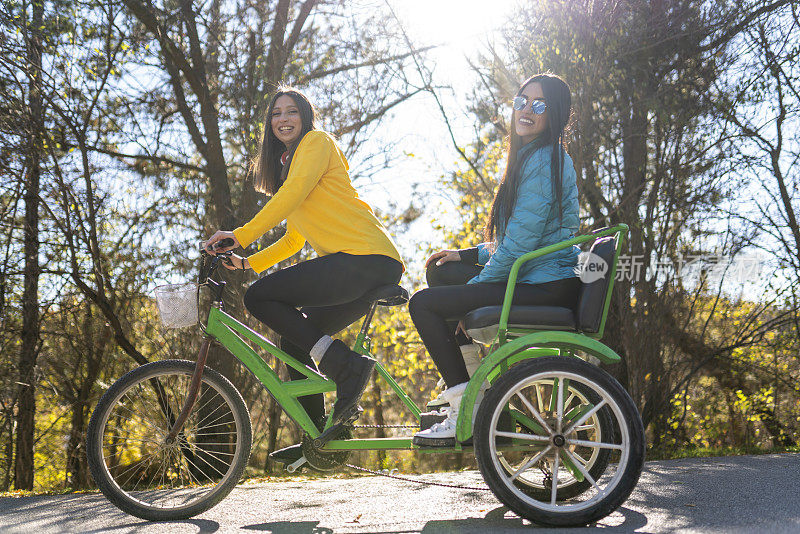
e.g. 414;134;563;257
496;378;604;491
488;370;630;513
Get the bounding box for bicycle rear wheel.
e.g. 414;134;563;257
87;360;252;521
474;356;644;527
495;378;614;500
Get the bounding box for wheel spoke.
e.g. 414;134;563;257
564;392;576;412
570;450;590;465
562;448;600;490
535;383;544;413
193;408;234;433
563;399;607;435
112;448;161;486
124;449;161;492
566;438;623;450
102;435;161;448
177;449;205;489
494;431;550;442
113;400;168;438
515;392;553;435
181;449;226;482
137;380;175;430
193;392;227;427
508;445;553;482
177;443;235;452
179;441;229;479
550;448;560;505
556;376;565;433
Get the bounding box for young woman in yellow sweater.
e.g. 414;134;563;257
204;87;404;463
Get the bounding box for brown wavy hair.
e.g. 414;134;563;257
485;74;572;243
251;86;318;195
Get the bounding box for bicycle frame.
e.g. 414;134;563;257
203;304;422;451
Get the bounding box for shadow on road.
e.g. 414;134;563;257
0;492;222;534
242;505;652;534
243;521;332;533
83;518;221;533
418;505;650;533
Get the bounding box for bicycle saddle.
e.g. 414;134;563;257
363;284;409;306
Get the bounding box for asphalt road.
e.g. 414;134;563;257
1;453;798;533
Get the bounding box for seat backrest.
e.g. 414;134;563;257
576;237;617;333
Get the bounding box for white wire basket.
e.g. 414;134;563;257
154;282;199;328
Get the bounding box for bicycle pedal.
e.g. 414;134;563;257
285;456;307;473
412;435;455;448
313;422;347;448
313;406;362;448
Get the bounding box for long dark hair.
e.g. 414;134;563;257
251;86;318;195
485;74;572;243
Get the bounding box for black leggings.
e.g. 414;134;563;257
244;253;403;423
410;258;581;388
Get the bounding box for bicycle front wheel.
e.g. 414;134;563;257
87;360;252;521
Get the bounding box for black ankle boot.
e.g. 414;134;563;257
318;339;375;424
269;415;325;466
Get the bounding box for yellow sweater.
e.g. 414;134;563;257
233;130;404;274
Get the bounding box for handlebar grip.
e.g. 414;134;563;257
213;237;236;251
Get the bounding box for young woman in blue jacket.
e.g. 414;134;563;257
410;73;581;445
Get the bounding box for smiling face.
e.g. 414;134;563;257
514;82;548;145
271;95;303;147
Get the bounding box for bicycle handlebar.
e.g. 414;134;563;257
213;237;236;250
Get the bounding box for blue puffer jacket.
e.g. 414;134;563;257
468;142;580;286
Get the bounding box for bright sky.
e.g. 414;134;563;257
390;0;514;53
354;0;517;278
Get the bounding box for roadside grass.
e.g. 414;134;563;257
646;444;800;461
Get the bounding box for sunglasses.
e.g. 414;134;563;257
512;96;547;114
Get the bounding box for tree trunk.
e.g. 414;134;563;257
2;414;13;491
66;308;104;489
264;395;282;474
15;0;44;491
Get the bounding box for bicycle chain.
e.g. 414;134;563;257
352;425;419;428
344;463;490;491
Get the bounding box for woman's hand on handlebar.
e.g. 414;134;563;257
204;231;239;254
425;249;460;268
221;253;250;271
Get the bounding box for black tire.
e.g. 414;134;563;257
495;379;614;500
86;360;252;521
474;356;645;527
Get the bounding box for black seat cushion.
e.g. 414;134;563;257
576;237;616;333
464;305;577;343
363;284;409;306
464;305;577;331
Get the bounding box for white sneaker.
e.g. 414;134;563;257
426;345;483;410
426;378;449;409
414;383;467;445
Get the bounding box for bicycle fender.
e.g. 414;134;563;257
455;331;622;442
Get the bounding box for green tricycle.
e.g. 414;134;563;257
86;224;645;527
